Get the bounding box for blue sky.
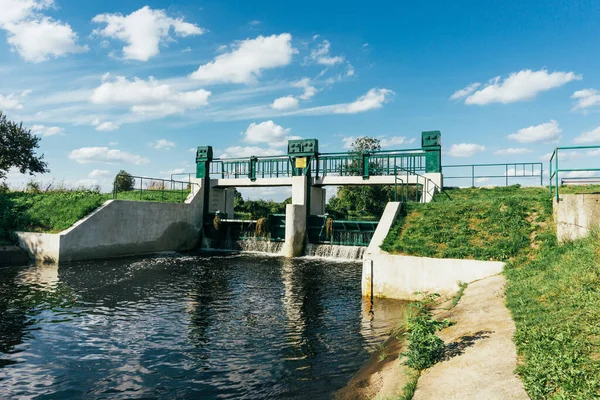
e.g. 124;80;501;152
1;0;600;197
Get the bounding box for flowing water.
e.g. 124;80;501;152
0;253;407;399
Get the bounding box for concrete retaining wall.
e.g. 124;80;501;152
17;184;205;264
362;201;504;300
554;193;600;242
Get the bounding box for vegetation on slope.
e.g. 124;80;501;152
381;186;552;261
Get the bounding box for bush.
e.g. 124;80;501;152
114;170;135;192
403;293;451;371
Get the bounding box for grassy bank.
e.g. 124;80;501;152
381;186;552;261
0;189;188;244
381;185;600;398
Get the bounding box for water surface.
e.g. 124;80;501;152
0;253;406;399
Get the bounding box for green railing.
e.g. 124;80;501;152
208;149;427;180
443;163;543;188
549;146;600;201
113;174;198;203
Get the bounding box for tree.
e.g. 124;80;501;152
0;111;49;180
114;170;135;192
327;136;394;219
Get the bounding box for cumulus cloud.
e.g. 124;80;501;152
448;143;486;157
455;69;581;105
90;74;211;116
191;34;296;84
69;147;149;164
449;83;481;100
88;169;111;178
0;0;87;63
341;136;415;150
272;96;299;110
571;89;600;110
573;126;600;144
507;120;562;143
242;120;299;147
30;124;64;136
92;119;120;131
311;40;344;66
92;6;205;61
493;148;533;155
293;78;317;100
150;139;175;150
0;93;25;110
335;88;394;114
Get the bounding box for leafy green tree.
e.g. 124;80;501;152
0;111;49;180
327;137;394;219
114;170;135;192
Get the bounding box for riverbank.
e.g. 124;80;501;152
378;185;600;398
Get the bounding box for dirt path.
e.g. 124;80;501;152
413;274;529;400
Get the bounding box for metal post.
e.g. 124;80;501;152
555;149;559;202
471;165;475;187
161;180;164;202
505;165;508;186
140;177;143;200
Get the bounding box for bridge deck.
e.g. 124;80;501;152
212;174;428;188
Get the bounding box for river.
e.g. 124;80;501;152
0;252;407;399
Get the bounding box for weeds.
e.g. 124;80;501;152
403;293;451;371
450;282;468;309
398;369;420;400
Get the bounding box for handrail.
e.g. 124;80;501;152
113;173;199;203
549;145;600;201
443;162;543;187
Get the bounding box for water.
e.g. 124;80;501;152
0;253;407;399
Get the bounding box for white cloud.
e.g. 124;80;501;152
108;141;118;146
191;34;296;84
242;120;298;147
150;139;175;150
92;119;120;131
449;83;481;100
69;147;149;164
30;124;64;136
507;120;561;143
459;69;581;105
219;146;282;159
573;126;600;144
561;171;599;179
311;40;344;66
160;168;185;176
0;93;24;110
271;96;299;110
448;143;486;157
92;6;205;61
380;136;412;148
571;89;600;110
493;148;533;155
0;0;87;63
346;64;355;77
90;74;211;116
188;147;197;152
89;169;111;178
294;78;317;100
334;88;394;114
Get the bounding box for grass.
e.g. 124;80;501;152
0;189;189;244
397;369;420;400
381;184;600;398
381;186;552;261
450;282;468;309
504;232;600;399
556;184;600;195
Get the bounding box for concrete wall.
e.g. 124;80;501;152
554;193;600;242
17;182;205;264
362;201;504;300
282;204;306;257
310;187;326;215
362;254;504;300
208;187;234;217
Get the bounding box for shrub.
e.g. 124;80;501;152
114;170;135;192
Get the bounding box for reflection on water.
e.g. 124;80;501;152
0;253;407;399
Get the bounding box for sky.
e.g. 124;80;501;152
1;0;600;198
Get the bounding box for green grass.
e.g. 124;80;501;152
505;232;600;399
555;184;600;195
0;189;189;244
381;186;552;261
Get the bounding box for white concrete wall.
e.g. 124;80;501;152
16;232;61;263
208;187;235;217
554;193;600;242
366;202;402;256
17;182;205;263
310;187;326;215
362;254;504;300
282;204;306;257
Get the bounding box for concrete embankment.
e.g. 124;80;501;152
17;184;204;264
362;202;504;300
554;193;600;242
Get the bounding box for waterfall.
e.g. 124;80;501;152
303;243;366;261
201;236;284;255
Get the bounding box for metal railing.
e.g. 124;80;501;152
210;155;292;179
394;169;440;203
113;174;199;203
443;163;543;188
549;146;600;201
